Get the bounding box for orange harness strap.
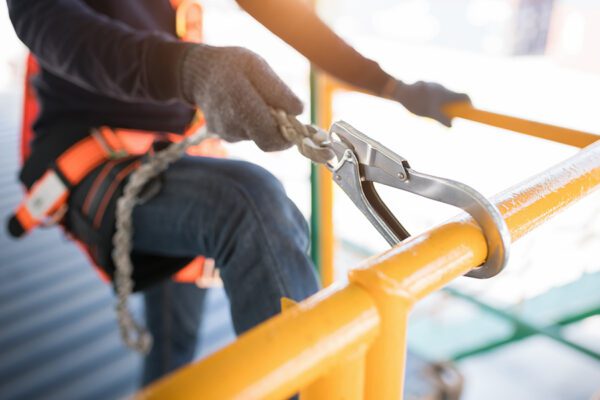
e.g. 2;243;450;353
10;128;144;237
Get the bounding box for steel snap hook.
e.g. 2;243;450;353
325;120;510;279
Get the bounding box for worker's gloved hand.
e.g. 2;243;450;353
390;80;470;127
181;44;303;151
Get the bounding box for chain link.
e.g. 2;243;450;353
270;109;334;164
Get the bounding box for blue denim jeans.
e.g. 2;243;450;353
132;156;320;385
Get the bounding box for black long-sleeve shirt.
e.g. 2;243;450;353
9;0;391;187
8;0;196;187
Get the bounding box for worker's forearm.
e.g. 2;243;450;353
7;0;192;102
237;0;393;95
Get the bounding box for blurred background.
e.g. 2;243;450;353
0;0;599;399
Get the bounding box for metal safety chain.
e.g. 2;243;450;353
112;111;330;353
112;127;210;353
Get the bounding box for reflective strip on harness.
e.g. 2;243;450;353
23;170;68;221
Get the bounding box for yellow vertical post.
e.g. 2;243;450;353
301;351;367;400
302;75;353;400
349;267;412;399
315;74;336;287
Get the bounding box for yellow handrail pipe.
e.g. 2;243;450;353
444;102;600;148
139;284;380;400
137;139;600;399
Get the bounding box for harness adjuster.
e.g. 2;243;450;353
9;169;70;237
91;127;129;160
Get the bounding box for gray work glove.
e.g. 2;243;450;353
391;80;470;127
181;44;303;151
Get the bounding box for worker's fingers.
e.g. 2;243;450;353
181;45;301;151
204;111;247;143
432;112;453;127
395;80;471;128
437;93;470;127
203;83;253;144
235;78;294;152
445;92;471;105
244;52;304;116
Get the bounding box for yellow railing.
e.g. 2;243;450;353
444;102;599;148
137;76;600;399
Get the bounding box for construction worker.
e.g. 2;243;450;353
6;0;469;387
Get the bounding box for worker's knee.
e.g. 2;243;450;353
229;161;287;204
224;161;286;211
221;160;308;241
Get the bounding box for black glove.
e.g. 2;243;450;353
180;44;304;151
391;80;470;127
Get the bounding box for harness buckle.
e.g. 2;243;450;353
324;121;511;279
91;127;129;160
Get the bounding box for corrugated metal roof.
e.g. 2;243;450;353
0;91;235;400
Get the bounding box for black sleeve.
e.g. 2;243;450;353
237;0;393;95
7;0;194;102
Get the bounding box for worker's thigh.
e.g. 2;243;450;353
132;156;319;334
